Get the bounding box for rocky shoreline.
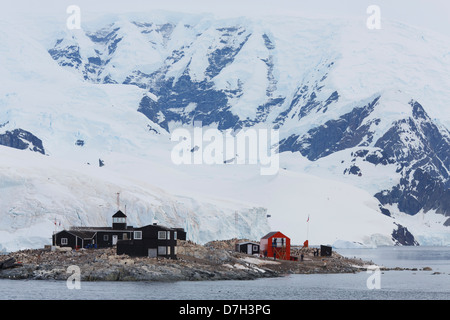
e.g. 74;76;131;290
0;239;425;282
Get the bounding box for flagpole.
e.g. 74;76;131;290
306;214;310;247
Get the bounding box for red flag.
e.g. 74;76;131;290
307;215;309;223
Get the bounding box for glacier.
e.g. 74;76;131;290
0;7;449;251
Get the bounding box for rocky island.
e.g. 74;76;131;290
0;239;412;282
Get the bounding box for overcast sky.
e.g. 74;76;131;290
3;0;450;37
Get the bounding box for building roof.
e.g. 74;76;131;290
69;226;134;232
65;230;97;239
58;222;184;235
71;227;113;230
137;224;174;231
261;231;289;239
237;241;260;246
112;210;127;218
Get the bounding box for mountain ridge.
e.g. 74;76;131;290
0;11;449;250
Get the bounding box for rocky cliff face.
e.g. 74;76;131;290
279;97;450;219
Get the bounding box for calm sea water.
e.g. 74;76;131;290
1;246;449;300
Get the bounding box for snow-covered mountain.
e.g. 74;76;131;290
1;10;449;251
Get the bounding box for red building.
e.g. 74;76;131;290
260;231;291;261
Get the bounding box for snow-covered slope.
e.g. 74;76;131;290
0;146;272;252
0;10;449;251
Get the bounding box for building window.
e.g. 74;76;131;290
253;245;259;252
134;231;142;240
113;217;126;223
167;246;171;255
272;238;286;247
167;231;170;240
61;238;68;245
103;235;109;241
158;246;167;255
174;231;177;240
158;231;167;240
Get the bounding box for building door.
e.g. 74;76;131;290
148;248;157;258
112;235;118;245
247;244;253;255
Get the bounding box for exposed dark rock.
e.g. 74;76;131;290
205;27;251;79
379;205;392;217
278;96;381;160
137;73;239;132
344;165;361;176
0;129;45;154
392;223;419;246
374;101;450;216
262;33;275;50
444;218;450;227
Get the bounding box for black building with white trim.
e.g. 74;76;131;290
52;210;186;259
117;223;180;259
52;210;135;249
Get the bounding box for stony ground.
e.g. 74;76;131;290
0;239;394;282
